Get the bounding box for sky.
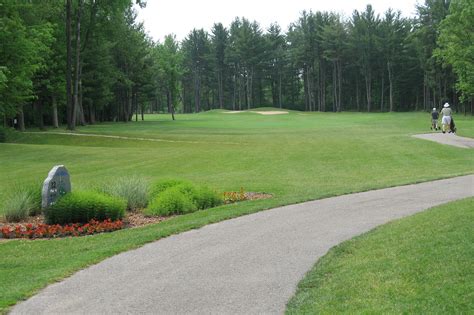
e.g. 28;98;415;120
136;0;421;42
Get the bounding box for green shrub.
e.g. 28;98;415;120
144;181;223;217
193;186;223;209
172;183;223;210
148;179;189;200
144;188;196;216
44;191;126;225
99;176;148;211
2;182;42;222
0;127;6;143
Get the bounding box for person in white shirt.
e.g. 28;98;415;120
440;103;453;133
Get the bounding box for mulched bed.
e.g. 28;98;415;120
0;212;168;230
0;192;272;239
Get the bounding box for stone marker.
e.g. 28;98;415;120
41;165;71;209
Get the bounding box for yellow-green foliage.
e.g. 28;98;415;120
145;187;196;216
145;180;223;216
45;191;126;224
148;179;189;201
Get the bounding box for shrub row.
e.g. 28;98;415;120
145;180;223;216
44;191;126;225
2;177;223;224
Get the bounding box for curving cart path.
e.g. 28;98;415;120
12;175;474;314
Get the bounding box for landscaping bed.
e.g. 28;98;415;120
0;191;272;239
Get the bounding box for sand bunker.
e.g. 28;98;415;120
251;111;289;115
413;133;474;149
222;110;289;115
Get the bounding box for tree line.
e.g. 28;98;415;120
0;0;472;130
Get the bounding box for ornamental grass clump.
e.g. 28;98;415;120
99;176;148;211
44;191;126;225
3;183;42;222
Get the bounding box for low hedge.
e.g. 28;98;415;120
145;181;223;216
45;191;126;224
148;179;189;201
145;188;196;216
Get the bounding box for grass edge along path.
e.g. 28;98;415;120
1;174;473;314
286;197;474;314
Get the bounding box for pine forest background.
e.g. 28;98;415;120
0;0;473;130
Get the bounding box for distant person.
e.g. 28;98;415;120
441;103;453;133
430;107;439;130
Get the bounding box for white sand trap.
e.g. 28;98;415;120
251;111;289;115
413;133;474;149
222;111;244;114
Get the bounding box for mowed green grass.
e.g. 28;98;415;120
286;197;474;314
1;110;473;213
0;110;473;312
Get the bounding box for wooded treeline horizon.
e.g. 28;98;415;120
1;0;472;130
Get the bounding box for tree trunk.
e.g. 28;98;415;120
388;61;394;112
78;63;85;125
380;74;384;112
89;101;96;124
135;93;138;122
356;79;360;111
232;74;236;110
52;95;59;128
35;101;45;130
332;61;337;112
194;70;200;112
66;0;73;130
278;72;282;109
337;60;342;112
127;88;133;121
71;0;83;129
18;108;25;132
218;70;224;109
365;69;371;112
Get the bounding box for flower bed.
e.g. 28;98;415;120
1;219;123;239
223;189;272;204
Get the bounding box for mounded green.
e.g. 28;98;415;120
148;179;189;201
45;191;126;224
145;187;196;216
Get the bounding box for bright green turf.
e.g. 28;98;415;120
286;197;474;314
0;110;473;312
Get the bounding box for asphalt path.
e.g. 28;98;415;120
413;133;474;148
12;175;474;314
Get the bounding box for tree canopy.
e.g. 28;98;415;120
0;0;472;130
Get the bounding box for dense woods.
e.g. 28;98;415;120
0;0;472;130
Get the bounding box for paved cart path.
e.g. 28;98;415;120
413;133;474;148
12;175;474;315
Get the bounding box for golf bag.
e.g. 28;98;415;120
450;118;456;133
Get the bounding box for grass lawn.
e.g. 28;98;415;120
286;197;474;314
0;110;473;312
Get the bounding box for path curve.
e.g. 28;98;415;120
413;133;474;148
12;175;474;314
